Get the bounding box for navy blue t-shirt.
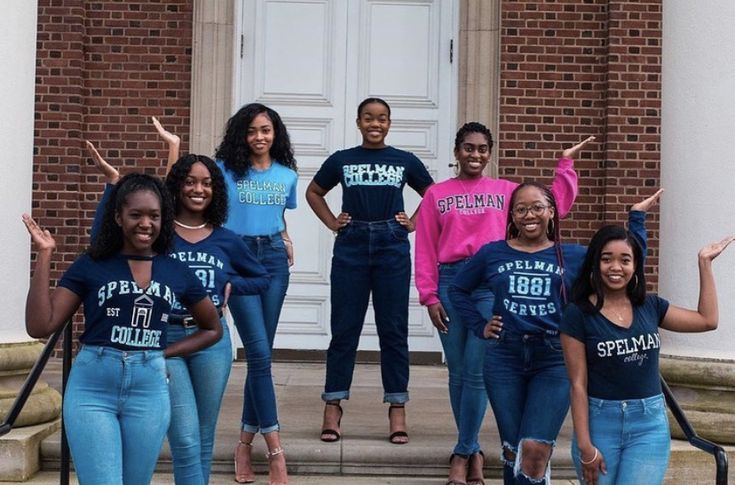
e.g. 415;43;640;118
313;146;434;221
450;241;587;336
449;211;648;339
560;295;670;400
91;185;270;318
59;254;208;350
169;227;270;315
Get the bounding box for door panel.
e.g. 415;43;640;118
237;0;457;352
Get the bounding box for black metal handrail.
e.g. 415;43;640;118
0;321;72;484
661;376;729;484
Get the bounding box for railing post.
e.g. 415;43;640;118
661;376;729;484
60;321;72;485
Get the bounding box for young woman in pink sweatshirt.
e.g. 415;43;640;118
414;122;593;485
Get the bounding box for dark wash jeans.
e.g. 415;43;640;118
323;219;410;403
484;330;570;485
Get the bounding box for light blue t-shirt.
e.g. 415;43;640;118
216;160;298;236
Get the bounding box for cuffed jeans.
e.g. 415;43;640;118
572;394;670;485
167;319;232;485
63;345;170;485
483;331;570;485
229;233;289;434
323;219;410;404
438;260;492;456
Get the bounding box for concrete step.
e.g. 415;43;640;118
14;361;735;484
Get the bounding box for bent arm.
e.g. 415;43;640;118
660;236;735;332
447;251;490;338
25;249;81;338
305;180;339;231
165;297;222;358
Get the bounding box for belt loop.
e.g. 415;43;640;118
96;346;104;357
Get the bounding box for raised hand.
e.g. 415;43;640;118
562;136;596;159
152;116;181;147
85;140;119;184
699;235;735;262
22;214;56;252
152;116;181;173
630;188;664;212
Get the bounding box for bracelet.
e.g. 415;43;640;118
579;447;598;465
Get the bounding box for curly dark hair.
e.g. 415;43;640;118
357;97;391;118
571;225;647;311
165;154;228;227
454;121;494;151
88;173;175;260
214;103;296;178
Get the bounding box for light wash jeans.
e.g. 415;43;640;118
571;393;670;485
437;261;492;456
229;233;289;433
167;320;232;485
63;345;170;485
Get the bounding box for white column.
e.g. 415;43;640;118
660;1;735;360
0;1;37;344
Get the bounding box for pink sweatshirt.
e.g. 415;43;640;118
414;157;578;306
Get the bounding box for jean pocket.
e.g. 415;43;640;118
390;225;409;241
270;238;287;251
73;349;97;366
544;335;563;352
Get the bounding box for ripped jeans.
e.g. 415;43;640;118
483;330;570;484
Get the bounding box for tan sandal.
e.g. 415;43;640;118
266;446;288;485
234;440;255;483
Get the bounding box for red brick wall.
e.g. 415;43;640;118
34;0;194;348
498;0;662;287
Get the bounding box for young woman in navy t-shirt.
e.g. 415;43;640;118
561;226;734;485
86;128;285;484
23;173;222;485
306;97;434;445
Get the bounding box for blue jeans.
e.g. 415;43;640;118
572;394;670;485
229;233;289;433
63;345;170;485
438;261;492;456
483;331;570;485
323;219;410;403
167;319;232;485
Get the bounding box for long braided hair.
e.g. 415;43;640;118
505;181;568;304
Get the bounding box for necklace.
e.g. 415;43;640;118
174;219;207;230
605;302;629;323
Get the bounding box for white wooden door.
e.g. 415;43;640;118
235;0;458;353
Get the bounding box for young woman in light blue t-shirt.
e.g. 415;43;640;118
214;103;297;485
